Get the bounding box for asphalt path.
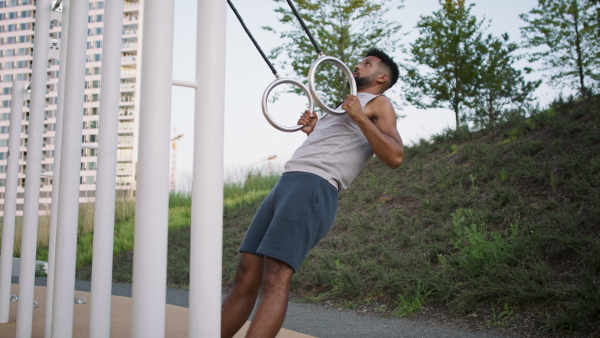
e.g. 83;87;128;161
25;277;506;338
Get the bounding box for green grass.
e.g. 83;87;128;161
75;95;600;336
289;95;598;335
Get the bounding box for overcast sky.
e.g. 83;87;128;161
168;0;558;184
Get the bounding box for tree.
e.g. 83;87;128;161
472;33;541;126
402;0;486;128
520;0;599;96
265;0;403;109
591;0;600;37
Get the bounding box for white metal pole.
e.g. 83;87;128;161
45;1;69;335
88;0;123;336
50;0;89;336
131;0;175;336
0;81;25;324
188;0;227;336
15;0;52;336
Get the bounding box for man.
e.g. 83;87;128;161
221;48;404;338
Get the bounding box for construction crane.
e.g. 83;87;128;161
254;154;277;175
170;130;184;191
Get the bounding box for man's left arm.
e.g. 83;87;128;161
342;95;404;169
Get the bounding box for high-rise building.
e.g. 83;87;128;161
0;0;142;216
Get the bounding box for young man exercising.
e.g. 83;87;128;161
221;48;404;338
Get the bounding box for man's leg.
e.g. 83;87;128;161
221;252;264;338
245;256;294;338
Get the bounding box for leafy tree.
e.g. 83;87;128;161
402;0;486;128
472;33;541;126
265;0;403;109
520;0;600;96
582;0;600;40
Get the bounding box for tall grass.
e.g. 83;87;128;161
0;196;137;263
223;170;279;211
0;215;50;258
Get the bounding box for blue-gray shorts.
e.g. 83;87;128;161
239;172;338;272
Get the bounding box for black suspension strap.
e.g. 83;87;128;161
289;0;356;116
228;0;314;132
227;0;279;77
284;0;323;56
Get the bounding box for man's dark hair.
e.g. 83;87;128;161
365;48;399;90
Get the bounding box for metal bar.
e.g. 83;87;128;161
172;79;198;89
131;0;175;336
45;1;70;335
89;0;124;336
15;1;52;336
188;0;226;336
50;0;90;336
0;80;25;324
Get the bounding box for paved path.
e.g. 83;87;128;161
21;277;506;337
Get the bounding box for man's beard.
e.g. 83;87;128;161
354;75;372;88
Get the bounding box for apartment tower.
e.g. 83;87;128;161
0;0;142;216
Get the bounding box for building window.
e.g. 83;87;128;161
117;148;132;159
118;121;134;130
117;162;132;172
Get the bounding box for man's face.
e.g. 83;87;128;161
353;56;382;88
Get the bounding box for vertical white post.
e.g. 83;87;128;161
188;0;226;336
45;1;70;336
131;0;175;336
15;0;52;336
50;0;89;336
0;81;25;324
88;0;123;336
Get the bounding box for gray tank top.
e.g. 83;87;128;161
284;92;380;190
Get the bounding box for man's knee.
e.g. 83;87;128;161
262;257;294;292
233;252;263;290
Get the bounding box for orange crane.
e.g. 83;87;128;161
254;154;277;175
170;130;184;191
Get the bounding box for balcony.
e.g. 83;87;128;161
123;15;138;24
122;28;138;37
123;2;140;14
121;55;137;66
121;42;138;53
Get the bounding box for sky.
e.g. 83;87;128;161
168;0;557;185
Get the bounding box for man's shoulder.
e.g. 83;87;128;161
365;94;394;117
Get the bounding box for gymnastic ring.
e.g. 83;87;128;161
262;77;314;133
307;55;357;115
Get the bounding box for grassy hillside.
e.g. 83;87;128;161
79;95;599;337
297;95;600;336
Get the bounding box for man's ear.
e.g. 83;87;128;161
377;73;389;85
